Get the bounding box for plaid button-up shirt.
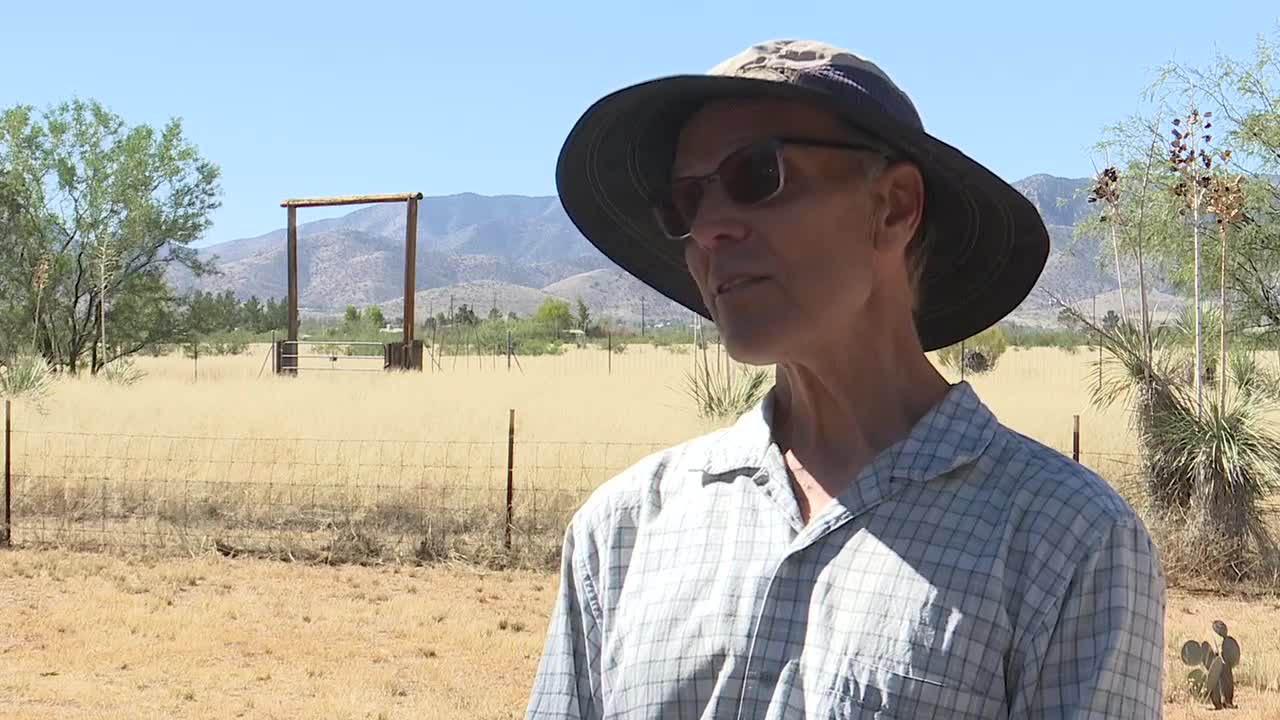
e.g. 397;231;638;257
526;381;1166;719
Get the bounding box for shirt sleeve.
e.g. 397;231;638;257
525;519;605;720
1009;516;1167;719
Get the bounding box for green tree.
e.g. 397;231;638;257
215;290;238;331
263;297;287;332
366;306;385;328
575;296;591;333
183;290;215;335
454;303;479;325
534;298;572;334
241;295;264;331
0;98;221;373
344;305;362;325
0;174;39;356
1151;28;1280;339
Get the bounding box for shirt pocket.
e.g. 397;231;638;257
820;656;1005;720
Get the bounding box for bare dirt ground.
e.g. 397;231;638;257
2;549;1278;719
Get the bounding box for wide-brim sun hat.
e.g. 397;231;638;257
554;39;1051;352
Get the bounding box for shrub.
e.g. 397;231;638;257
1087;319;1280;585
514;339;566;357
937;325;1009;375
681;349;771;420
100;358;147;386
0;352;56;411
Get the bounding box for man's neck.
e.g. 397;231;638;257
770;320;951;502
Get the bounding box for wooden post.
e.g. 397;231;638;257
505;409;515;552
271;330;277;374
1072;415;1080;463
193;342;198;383
286;205;299;375
4;399;11;548
403;196;419;368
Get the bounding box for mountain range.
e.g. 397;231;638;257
171;174;1184;328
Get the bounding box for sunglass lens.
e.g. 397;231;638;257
652;141;783;239
722;142;783;205
654;180;702;238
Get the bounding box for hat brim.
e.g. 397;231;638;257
554;74;1050;352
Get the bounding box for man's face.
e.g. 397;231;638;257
670;97;922;366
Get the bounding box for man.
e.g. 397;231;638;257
526;40;1165;719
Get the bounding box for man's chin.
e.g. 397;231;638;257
717;325;786;367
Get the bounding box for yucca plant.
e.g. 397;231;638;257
1058;296;1280;581
681;346;772;421
0;352;56;413
1150;385;1280;570
100;357;146;387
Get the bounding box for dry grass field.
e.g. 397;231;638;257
1;549;1278;719
3;343;1280;717
12;343;1137;449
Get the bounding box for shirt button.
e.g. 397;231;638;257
753;474;768;486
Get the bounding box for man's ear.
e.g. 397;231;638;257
876;162;925;254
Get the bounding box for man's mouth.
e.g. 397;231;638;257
715;276;767;296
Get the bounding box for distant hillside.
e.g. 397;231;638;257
378;281;562;321
542;269;696;326
172;175;1182;328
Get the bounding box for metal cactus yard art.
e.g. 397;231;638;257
1180;620;1241;709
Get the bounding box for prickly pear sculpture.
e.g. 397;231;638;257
1180;620;1239;709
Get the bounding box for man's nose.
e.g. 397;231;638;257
687;184;749;252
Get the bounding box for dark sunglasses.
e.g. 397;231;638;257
651;136;888;240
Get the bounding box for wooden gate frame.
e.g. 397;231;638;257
279;192;424;373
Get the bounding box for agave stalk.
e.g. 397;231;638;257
93;236;120;373
1131;136;1161;367
1169;108;1216;417
1206;171;1245;408
1101;150;1129;324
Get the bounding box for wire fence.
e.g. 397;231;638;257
3;401;1276;568
0;417;672;567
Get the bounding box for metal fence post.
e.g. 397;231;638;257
505;409;515;552
4;399;11;548
1072;414;1080;463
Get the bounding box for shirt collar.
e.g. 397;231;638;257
701;380;998;485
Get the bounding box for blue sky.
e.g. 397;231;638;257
2;1;1275;246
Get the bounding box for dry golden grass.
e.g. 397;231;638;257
2;549;1278;719
4;344;1280;716
13;343;1138;451
5;344;1155;565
